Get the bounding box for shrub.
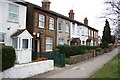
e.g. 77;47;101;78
1;46;16;71
84;45;100;50
55;45;85;58
95;48;102;52
100;41;109;49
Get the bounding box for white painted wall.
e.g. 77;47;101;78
80;26;88;45
2;60;54;78
1;0;27;46
1;0;33;64
70;22;88;45
70;22;81;38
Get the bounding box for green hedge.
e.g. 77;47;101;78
55;45;100;58
55;45;85;58
1;46;16;71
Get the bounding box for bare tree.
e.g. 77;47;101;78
102;0;120;35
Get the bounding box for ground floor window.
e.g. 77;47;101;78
0;32;5;45
12;38;17;48
22;39;29;49
46;37;53;52
59;38;64;45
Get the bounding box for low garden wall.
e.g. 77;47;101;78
2;60;54;78
69;50;104;64
69;51;94;64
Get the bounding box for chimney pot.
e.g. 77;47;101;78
84;17;88;25
42;0;51;10
68;9;74;20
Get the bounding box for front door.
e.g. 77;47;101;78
35;40;39;52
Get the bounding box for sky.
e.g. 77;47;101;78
24;0;111;37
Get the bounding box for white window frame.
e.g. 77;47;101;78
49;17;54;30
0;33;5;45
46;37;53;52
8;3;19;22
22;39;29;49
38;14;45;28
91;31;93;37
65;22;69;33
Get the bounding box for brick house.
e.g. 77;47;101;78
26;0;57;52
26;0;99;53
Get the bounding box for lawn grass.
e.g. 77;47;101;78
91;53;120;78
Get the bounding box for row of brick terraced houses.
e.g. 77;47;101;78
1;0;99;55
26;0;99;52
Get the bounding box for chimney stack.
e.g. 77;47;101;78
84;17;88;25
68;9;74;20
42;0;51;10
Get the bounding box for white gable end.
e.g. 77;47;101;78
18;30;33;38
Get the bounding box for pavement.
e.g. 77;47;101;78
30;48;119;78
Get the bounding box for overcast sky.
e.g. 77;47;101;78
24;0;111;37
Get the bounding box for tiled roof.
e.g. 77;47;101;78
26;2;98;31
11;29;26;37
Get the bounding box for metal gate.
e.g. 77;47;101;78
32;51;65;67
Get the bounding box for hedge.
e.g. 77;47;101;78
55;45;100;58
1;46;16;71
55;45;85;58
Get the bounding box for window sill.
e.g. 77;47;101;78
65;32;69;33
59;30;62;33
46;50;52;52
7;20;19;24
49;29;54;31
38;26;44;28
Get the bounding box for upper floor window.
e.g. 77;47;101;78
91;31;93;37
89;30;91;36
0;33;5;45
96;32;98;38
58;19;62;31
38;14;45;28
49;17;54;30
77;26;80;35
46;37;53;52
94;32;96;38
82;27;84;36
72;24;75;35
65;22;69;33
9;3;19;22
